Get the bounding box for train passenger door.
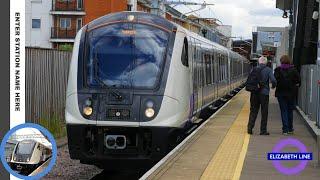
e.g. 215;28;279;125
227;52;231;91
197;46;203;115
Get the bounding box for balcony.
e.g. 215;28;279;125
51;0;85;15
53;0;83;11
51;27;77;42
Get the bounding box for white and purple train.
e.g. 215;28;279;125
65;11;251;170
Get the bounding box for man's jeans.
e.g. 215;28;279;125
277;96;294;133
248;93;269;133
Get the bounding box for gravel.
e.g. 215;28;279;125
43;145;102;180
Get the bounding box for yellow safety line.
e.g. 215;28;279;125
232;133;250;180
201;95;250;180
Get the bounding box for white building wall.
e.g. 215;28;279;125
26;0;52;48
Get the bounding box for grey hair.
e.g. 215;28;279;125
258;56;267;64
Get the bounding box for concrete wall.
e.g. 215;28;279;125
26;0;53;48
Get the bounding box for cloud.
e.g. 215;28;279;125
249;8;284;16
174;0;289;39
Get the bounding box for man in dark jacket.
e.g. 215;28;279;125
274;55;301;135
248;56;277;135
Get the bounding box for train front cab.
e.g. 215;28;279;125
65;12;191;170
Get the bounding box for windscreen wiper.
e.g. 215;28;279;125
110;90;122;100
93;52;123;101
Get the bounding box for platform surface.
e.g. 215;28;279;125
146;90;320;180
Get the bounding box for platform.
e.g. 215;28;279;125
142;90;320;180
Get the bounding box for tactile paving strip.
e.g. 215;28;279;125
201;97;250;180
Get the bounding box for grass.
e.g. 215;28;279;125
38;114;67;139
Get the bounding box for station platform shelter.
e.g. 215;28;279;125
141;90;320;180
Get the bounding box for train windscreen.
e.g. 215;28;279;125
86;23;170;89
16;141;35;155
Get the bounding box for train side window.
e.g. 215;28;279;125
222;56;225;81
218;55;220;82
211;54;214;84
219;54;223;82
181;38;189;67
205;54;211;85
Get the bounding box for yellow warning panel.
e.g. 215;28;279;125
201;98;250;180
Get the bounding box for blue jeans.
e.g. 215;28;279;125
277;96;294;133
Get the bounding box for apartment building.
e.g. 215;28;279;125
26;0;230;49
49;0;85;48
49;0;129;48
84;0;127;24
26;0;53;48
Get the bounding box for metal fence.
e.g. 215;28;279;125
26;47;72;123
297;65;320;128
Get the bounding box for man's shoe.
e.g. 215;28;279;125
288;129;294;134
283;132;289;136
260;132;270;135
247;129;253;135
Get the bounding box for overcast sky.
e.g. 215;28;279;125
174;0;289;39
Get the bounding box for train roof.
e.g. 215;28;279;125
85;11;248;62
86;11;176;32
13;128;52;149
6;139;18;145
18;139;52;149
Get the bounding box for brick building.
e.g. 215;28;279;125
84;0;127;24
50;0;127;48
50;0;85;48
28;0;230;49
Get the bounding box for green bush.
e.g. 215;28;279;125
58;44;73;52
38;114;66;139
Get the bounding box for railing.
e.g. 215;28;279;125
297;65;320;128
51;27;77;39
26;47;72;123
52;0;84;11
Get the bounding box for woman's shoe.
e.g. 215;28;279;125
288;131;294;134
260;132;270;135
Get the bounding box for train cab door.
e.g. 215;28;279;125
191;39;198;116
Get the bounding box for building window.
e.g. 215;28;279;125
60;18;71;29
127;4;132;11
77;0;83;9
32;19;41;28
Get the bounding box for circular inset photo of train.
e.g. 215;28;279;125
0;123;57;179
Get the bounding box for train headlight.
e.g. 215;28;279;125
83;106;93;116
14;157;16;161
26;158;30;162
145;108;155;118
